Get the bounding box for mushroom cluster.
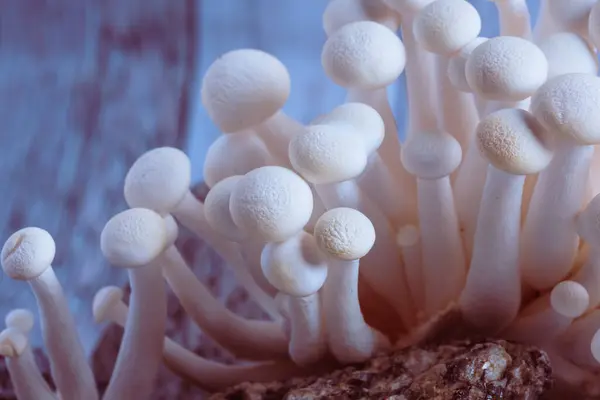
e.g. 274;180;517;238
5;0;600;398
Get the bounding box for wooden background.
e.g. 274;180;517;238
0;0;534;356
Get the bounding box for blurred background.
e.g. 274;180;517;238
0;0;541;359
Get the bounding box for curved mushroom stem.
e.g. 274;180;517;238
459;167;524;333
251;111;305;167
29;268;98;400
573;248;600;310
396;224;424;318
286;293;328;366
160;245;289;360
559;310;600;369
533;0;558;42
522;143;594;290
103;259;166;400
493;0;532;39
0;328;56;400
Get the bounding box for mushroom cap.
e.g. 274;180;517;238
93;286;124;323
203;133;272;188
466;36;548;102
100;208;167;268
230;166;314;242
400;130;462;179
204;176;245;242
312;103;384;154
589;2;600;50
323;0;400;36
201;49;291;133
577;194;600;246
0;328;27;358
413;0;481;56
289;124;368;184
4;309;34;334
447;37;488;92
124;147;191;215
538;33;598;80
550;280;589;318
314;207;376;261
530;73;600;146
383;0;435;15
476;108;553;175
547;0;596;38
322;21;406;90
1;227;55;281
261;231;328;297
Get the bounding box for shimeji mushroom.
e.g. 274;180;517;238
396;225;424;318
491;0;532;38
547;0;596;38
574;194;600;309
100;208;168;400
538;33;598;80
261;231;329;366
124;146;279;318
459;108;553;334
1;309;56;400
322;0;401;35
314;207;390;363
0;228;98;400
558;309;600;369
92;287;318;393
524;73;600;290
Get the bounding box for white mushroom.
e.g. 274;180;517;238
1;228;97;400
524;73;600;290
396;225;424;317
558;309;600;369
314;208;389;363
547;0;596;38
460;109;553;334
491;0;532;38
573;194;600;309
538;33;598;80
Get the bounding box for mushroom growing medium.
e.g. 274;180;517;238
7;3;600;398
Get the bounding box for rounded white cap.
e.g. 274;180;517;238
289;124;368;184
0;328;27;358
204;176;245;242
322;21;406;90
476;108;553;175
1;227;55;280
204;133;272;188
230;166;314;242
384;0;435;15
124;147;191;215
400;131;462;179
314;207;376;261
538;33;598;80
577;194;600;246
530;73;600;146
589;2;600;50
261;231;328;297
447;37;488;92
323;0;400;36
466;36;548;101
550;280;589;318
547;0;596;38
100;208;167;268
312;103;384;154
5;309;34;334
93;286;124;323
413;0;481;56
201;49;290;133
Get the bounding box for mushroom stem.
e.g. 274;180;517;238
533;0;558;42
251;111;305;167
522;143;594;290
396;225;424;317
285;293;328;366
559;310;600;369
572;248;600;310
494;0;532;38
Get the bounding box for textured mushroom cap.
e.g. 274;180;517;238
323;0;400;36
312;103;384;154
590;2;600;50
314;207;376;261
447;37;488;92
476;108;553;175
577;194;600;246
230;166;314;242
204;176;245;242
124;147;191;215
93;286;124;323
1;227;55;280
100;208;167;268
466;36;548;101
0;328;28;358
400;131;462;179
261;231;328;297
289;124;368;184
204;134;272;188
201;49;290;133
413;0;481;56
531;73;600;146
547;0;596;38
384;0;435;15
550;281;589;318
539;33;598;79
5;309;34;334
322;21;406;89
